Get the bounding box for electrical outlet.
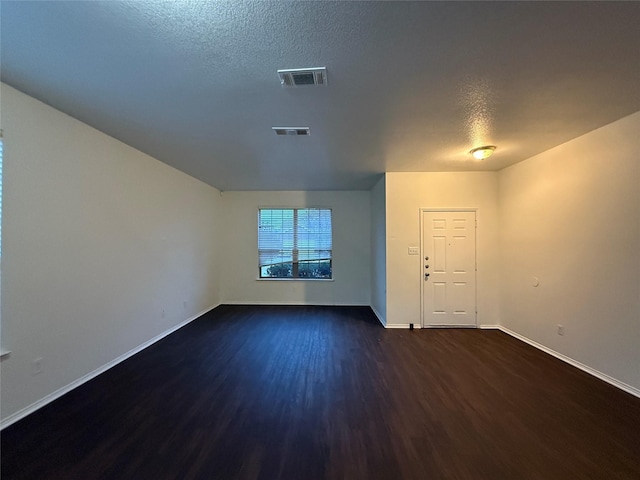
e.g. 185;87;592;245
408;247;419;255
32;357;43;375
557;324;565;336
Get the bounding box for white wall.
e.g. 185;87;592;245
219;190;371;305
370;175;387;324
2;78;636;426
0;84;222;424
499;112;640;392
385;172;500;327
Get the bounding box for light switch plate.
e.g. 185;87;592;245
408;247;419;255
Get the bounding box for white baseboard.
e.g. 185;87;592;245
221;301;370;306
423;324;475;328
384;323;422;329
0;304;219;430
370;306;386;327
489;325;640;399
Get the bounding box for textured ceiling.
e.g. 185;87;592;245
1;1;639;190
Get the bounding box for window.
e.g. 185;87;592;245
258;208;332;279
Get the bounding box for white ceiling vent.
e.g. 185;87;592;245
277;67;327;87
272;127;310;136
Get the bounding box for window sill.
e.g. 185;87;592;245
256;277;334;282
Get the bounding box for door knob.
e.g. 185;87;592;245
425;256;429;260
425;264;429;269
424;272;430;279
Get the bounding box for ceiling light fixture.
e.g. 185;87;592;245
470;145;496;160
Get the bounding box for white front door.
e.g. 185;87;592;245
421;210;477;327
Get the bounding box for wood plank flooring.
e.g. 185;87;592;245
2;305;639;479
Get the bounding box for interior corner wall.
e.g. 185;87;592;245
0;83;222;424
385;172;500;328
370;175;387;325
219;190;371;306
498;112;640;392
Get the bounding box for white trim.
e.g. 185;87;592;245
220;301;369;307
488;325;640;399
423;324;476;328
255;278;334;282
419;208;478;329
0;304;219;430
384;323;422;329
419;208;480;212
370;305;386;327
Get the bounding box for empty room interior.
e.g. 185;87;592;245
1;1;639;479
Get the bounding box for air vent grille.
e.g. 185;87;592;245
278;67;327;87
272;127;310;136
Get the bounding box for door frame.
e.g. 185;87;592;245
419;208;478;328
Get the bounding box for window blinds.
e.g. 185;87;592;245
258;208;332;269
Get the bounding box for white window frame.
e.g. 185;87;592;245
257;207;333;280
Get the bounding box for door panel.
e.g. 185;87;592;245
433;236;446;272
422;211;477;327
433;283;447;313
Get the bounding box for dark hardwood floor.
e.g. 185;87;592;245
2;305;639;479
